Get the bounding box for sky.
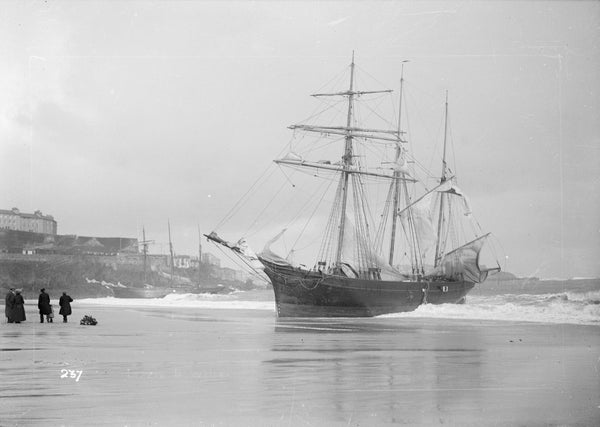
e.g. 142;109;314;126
0;1;598;279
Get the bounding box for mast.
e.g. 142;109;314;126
139;227;154;285
434;91;449;267
441;91;449;182
388;62;406;265
283;55;411;271
168;220;174;285
198;225;202;286
334;52;356;266
142;227;147;284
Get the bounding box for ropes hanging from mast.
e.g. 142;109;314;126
205;55;498;285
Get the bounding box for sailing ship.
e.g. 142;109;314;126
207;55;500;317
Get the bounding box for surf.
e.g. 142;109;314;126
381;290;600;325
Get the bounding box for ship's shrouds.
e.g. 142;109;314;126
206;56;500;317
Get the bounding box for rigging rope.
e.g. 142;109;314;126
214;164;277;232
289;177;335;254
244;173;294;237
210;243;269;285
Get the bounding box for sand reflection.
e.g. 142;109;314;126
262;318;485;424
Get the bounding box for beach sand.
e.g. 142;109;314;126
1;302;598;426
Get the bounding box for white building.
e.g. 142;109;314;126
174;255;191;269
0;208;57;234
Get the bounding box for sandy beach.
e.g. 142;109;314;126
1;298;598;426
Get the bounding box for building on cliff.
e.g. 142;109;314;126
0;229;138;256
0;207;57;234
202;252;221;267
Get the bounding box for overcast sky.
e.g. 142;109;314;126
1;1;598;279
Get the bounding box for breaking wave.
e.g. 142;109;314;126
382;290;600;325
78;291;276;312
78;289;600;325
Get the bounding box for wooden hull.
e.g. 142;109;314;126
260;259;474;317
111;287;171;299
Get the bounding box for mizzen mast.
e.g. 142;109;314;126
434;91;450;267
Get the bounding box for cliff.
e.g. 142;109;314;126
0;254;258;300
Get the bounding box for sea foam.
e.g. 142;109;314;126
78;292;276;311
78;289;600;325
382;290;600;325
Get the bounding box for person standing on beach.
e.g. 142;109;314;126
5;287;16;323
13;289;26;324
59;292;73;323
38;288;52;323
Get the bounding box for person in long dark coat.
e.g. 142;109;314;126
5;288;16;323
13;289;26;323
38;288;52;323
59;292;73;323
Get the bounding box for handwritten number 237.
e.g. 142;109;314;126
60;369;83;382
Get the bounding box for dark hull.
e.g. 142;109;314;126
111;284;235;298
111;287;172;299
260;259;474;317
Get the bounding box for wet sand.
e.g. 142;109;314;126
1;303;598;426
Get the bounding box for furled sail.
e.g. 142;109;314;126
430;234;491;283
205;231;264;270
438;183;473;217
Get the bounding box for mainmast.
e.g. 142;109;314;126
334;53;356;266
434;92;449;267
388;62;406;266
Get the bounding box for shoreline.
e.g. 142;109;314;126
1;303;599;426
12;287;600;327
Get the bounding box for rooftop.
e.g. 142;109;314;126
0;207;55;221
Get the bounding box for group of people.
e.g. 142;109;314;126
4;288;73;324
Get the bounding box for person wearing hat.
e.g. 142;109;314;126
38;288;52;323
5;287;16;323
59;292;73;323
13;289;26;324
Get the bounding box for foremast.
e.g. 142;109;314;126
278;54;412;277
334;53;356;266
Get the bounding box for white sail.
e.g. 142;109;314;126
206;56;500;301
438;183;473;217
402;191;437;268
431;234;491;283
259;229;292;267
340;215;405;280
401;180;474;268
